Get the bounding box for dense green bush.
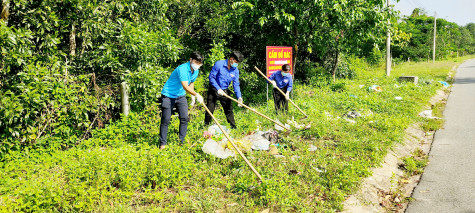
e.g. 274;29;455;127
125;66;169;112
322;55;357;80
0;62;113;160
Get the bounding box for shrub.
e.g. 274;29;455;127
0;62;113;160
322;55;357;80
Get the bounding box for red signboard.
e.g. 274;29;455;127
266;46;292;78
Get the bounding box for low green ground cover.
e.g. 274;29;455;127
0;57;471;212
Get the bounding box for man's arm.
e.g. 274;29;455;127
287;77;293;92
268;72;277;87
268;72;276;82
181;81;197;96
233;70;242;98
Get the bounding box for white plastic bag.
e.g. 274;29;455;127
202;139;235;159
419;110;439;119
244;131;270;151
208;124;230;135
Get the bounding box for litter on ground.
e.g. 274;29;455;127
313;167;325;173
262;130;279;143
287;118;305;129
202;139;235;159
269;145;279;155
343;118;357;124
226;139;252;154
308;144;318;151
438;81;450;87
291;155;300;161
368;85;383;92
274;122;291;131
203;131;213;139
243;131;270;151
344;111;362;119
208;124;230;135
418;110;440;119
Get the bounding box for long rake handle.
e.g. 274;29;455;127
254;66;308;117
221;93;291;131
201;102;263;182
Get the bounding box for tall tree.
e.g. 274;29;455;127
232;0;392;80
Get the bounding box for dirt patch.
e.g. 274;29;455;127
342;87;450;213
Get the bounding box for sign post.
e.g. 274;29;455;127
266;46;293;105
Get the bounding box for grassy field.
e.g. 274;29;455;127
0;56;472;212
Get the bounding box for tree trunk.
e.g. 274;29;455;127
331;49;339;82
70;24;76;56
80;23;88;56
1;0;10;25
292;25;298;74
1;0;9;75
293;43;298;73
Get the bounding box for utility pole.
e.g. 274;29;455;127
386;0;391;76
433;12;437;62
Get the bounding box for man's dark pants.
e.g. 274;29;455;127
159;95;188;146
204;87;236;128
273;87;288;113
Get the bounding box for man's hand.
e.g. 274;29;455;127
217;89;225;96
190;95;196;106
195;94;204;104
238;97;243;107
285;92;290;100
271;80;277;88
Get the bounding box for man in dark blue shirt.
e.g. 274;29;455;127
205;51;244;129
269;64;293;113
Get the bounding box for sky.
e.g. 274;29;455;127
393;0;475;26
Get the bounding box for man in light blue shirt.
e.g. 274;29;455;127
159;51;204;149
204;51;244;129
269;64;293;113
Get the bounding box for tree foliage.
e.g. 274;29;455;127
391;9;475;61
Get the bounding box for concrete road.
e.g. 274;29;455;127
406;59;475;213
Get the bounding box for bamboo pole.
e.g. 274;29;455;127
221;93;291;131
200;102;263;182
254;66;308;118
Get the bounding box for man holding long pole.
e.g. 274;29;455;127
204;51;244;129
268;64;293;113
159;51;205;149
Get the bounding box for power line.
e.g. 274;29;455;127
412;0;426;9
406;0;418;9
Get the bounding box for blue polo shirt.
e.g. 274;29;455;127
269;71;293;92
209;59;242;98
161;62;199;98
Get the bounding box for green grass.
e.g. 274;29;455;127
0;56;473;212
400;149;429;176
